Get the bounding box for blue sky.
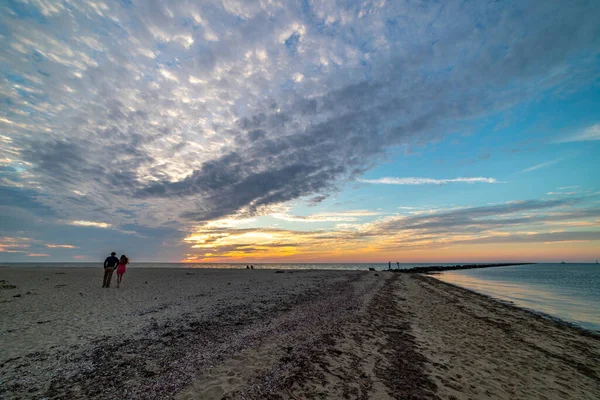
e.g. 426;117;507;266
0;0;599;263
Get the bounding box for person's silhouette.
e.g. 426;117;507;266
102;252;119;288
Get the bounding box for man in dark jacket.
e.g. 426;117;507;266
103;252;119;288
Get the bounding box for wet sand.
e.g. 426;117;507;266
404;275;600;399
1;268;598;399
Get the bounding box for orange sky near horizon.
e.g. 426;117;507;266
179;238;600;264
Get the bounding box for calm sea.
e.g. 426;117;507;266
435;263;600;332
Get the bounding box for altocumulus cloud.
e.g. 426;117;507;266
0;0;599;229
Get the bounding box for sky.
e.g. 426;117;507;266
1;0;599;264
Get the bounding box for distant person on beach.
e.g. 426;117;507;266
116;255;129;288
397;261;400;269
250;265;254;269
102;252;119;288
388;261;391;269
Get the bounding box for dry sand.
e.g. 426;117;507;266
1;267;598;399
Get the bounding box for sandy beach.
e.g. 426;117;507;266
1;267;599;399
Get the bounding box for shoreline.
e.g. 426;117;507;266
1;268;598;399
429;273;600;337
404;274;600;399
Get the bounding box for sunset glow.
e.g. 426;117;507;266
177;198;600;263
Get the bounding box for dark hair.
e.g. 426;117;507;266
111;252;116;256
119;255;129;264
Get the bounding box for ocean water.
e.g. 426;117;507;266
435;264;600;332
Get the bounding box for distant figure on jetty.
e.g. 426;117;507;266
397;261;400;270
250;265;254;269
388;261;391;269
102;252;119;288
116;255;129;288
246;265;249;269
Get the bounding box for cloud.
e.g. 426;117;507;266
307;195;328;206
69;221;111;228
45;244;77;249
557;186;580;190
547;191;578;196
521;159;563;173
0;186;55;217
0;0;599;258
272;210;382;223
454;231;600;245
359;177;498;185
556;124;600;143
0;236;32;253
27;253;49;257
179;194;600;260
373;198;584;232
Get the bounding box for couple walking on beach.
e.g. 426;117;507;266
102;252;129;288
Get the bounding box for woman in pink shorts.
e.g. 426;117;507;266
116;255;129;288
